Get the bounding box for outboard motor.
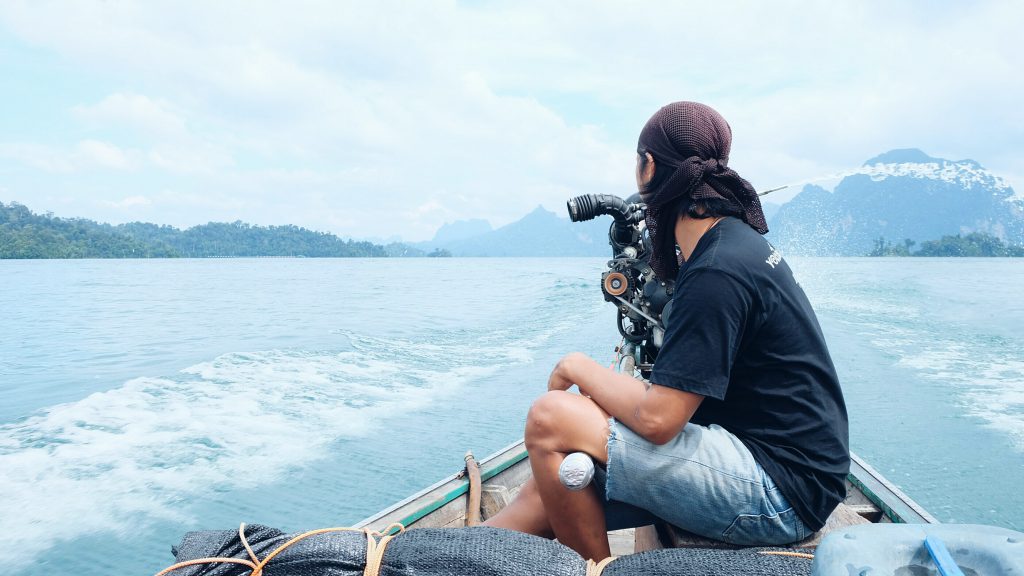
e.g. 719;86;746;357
566;193;674;375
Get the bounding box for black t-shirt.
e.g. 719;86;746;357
650;217;849;531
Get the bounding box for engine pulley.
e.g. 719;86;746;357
602;270;632;299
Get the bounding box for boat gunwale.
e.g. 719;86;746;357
848;452;938;524
354;440;527;530
355;441;936;532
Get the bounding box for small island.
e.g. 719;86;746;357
868;232;1024;257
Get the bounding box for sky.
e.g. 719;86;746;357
1;1;1022;241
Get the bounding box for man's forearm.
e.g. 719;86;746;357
564;355;651;433
561;354;702;445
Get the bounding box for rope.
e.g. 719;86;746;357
610;337;626;369
585;556;617;576
464;451;482;527
758;550;815;560
154;522;406;576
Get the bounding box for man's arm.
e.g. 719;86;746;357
549;352;703;445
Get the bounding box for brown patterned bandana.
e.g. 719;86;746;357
638;102;767;280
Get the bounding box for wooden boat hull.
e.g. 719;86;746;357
356;439;936;553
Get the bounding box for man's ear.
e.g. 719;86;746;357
641;152;656;184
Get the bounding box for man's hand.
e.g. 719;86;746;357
545;351;704;445
548;352;591;392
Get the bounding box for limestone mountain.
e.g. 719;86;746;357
769;149;1023;255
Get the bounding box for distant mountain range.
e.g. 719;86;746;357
423;149;1023;257
4;148;1021;259
769;149;1023;255
414;205;613;257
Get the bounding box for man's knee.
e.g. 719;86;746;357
525;391;575;451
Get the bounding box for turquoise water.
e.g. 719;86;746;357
1;257;1021;574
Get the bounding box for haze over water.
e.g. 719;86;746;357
1;257;1021;575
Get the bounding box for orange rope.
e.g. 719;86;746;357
586;555;617;576
154;522;405;576
240;523;259;564
758;550;815;560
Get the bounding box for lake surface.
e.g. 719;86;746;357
1;257;1022;574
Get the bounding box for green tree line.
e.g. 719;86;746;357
1;201;404;259
869;232;1024;257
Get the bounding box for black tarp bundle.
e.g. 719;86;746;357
165;525;811;576
380;528;583;576
168;524;368;576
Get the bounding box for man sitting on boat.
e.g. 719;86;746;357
484;101;851;561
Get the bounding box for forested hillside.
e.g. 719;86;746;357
869;232;1024;257
0;202;396;259
116;221;389;258
1;202;177;258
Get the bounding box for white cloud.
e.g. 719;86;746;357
147;143;234;174
0;143;76;172
103;195;152;209
74;140;134;170
0;140;136;172
72;93;188;138
1;0;1022;239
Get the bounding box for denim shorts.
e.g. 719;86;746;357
594;419;812;546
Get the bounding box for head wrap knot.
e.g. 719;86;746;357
638;101;767;279
702;157;722;173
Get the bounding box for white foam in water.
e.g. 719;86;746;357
899;345;1024;450
0;335;530;569
794;260;1024;454
839;304;1024;450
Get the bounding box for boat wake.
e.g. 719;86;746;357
792;258;1024;453
899;341;1024;450
0;324;551;570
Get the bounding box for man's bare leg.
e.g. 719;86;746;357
482;477;554;538
524;390;613;560
483;391;612;558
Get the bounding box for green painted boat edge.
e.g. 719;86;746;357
848;451;938;524
390;447;528;532
354;440;528;530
